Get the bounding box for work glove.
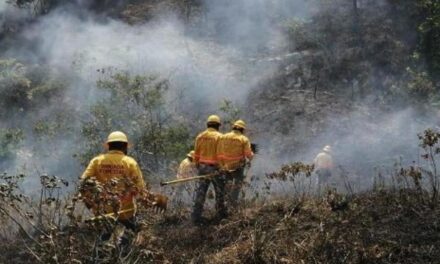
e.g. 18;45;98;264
141;192;168;213
151;193;168;213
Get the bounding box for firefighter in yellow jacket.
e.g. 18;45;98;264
177;151;197;179
217;120;254;207
314;145;334;192
191;115;226;224
173;150;197;202
80;131;146;232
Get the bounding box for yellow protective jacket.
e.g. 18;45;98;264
217;130;254;170
194;128;222;165
80;150;146;220
176;158;197;179
314;152;333;170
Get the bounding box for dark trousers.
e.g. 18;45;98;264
119;217;139;232
100;216;139;242
225;167;245;207
192;164;226;221
317;169;332;193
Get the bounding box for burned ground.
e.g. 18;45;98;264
146;190;440;263
1;187;438;263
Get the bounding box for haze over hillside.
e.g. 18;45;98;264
0;1;439;263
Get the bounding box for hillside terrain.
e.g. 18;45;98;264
1;187;440;263
0;0;440;263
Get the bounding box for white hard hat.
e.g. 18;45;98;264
323;145;331;152
106;131;128;143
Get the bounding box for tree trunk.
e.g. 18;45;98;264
352;0;363;48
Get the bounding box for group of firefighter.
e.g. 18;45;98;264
78;114;333;245
188;115;254;224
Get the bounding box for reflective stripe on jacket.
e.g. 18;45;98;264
217;130;254;170
194;128;222;165
81;150;146;220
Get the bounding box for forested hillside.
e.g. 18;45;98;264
0;0;440;263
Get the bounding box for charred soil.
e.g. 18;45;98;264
137;189;440;263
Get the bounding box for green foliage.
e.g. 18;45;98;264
80;71;191;174
33;113;75;140
283;0;440;103
0;128;24;161
386;0;440;80
417;128;440;202
285;18;321;51
415;0;440;79
266;162;315;181
0;59;68;120
284;0;409;101
0;173;25;206
405;67;435;99
218;99;241;130
7;0;58;15
0;59;31;115
387;66;437;106
0;59;72;170
419;128;440;148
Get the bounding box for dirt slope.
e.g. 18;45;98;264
135;190;440;263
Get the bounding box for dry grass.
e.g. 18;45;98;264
0;182;439;263
144;189;440;263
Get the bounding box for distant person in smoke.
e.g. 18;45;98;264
177;151;197;179
217;120;254;208
314;145;334;193
173;150;197;202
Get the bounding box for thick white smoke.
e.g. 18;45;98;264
0;2;28;29
0;1;7;12
1;1;311;190
1;0;437;197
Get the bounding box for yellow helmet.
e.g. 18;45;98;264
207;115;221;124
233;120;246;129
187;150;195;159
106;131;128;143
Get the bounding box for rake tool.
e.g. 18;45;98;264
84;191;168;222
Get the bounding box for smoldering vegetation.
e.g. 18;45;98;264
0;0;299;185
1;138;440;263
0;0;440;263
0;0;437;190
